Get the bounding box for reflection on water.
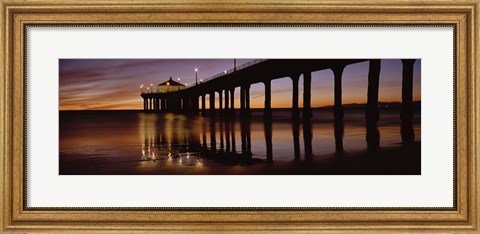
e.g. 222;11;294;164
59;109;421;175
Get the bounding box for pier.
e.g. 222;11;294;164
140;59;417;149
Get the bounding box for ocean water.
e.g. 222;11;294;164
59;108;421;175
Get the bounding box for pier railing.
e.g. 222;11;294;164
141;59;267;93
195;59;267;85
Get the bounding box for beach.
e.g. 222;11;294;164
59;108;421;175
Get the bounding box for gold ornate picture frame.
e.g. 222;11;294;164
1;0;479;233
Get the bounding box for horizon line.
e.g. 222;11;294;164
59;101;421;111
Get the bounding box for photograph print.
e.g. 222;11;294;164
59;59;421;175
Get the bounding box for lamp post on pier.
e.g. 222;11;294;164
195;68;198;85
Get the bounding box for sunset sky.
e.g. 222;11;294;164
59;59;421;110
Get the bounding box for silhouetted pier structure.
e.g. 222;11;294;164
141;59;417;149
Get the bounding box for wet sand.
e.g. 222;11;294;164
60;109;421;175
60;142;420;175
